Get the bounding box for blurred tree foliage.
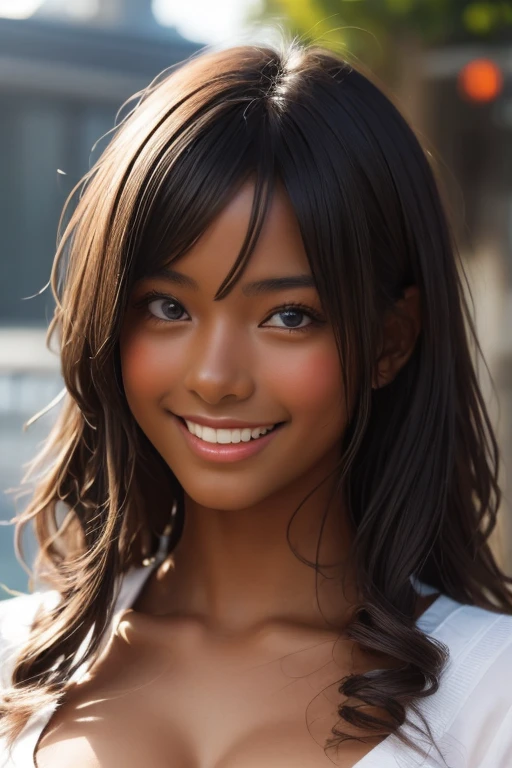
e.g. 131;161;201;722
259;0;512;71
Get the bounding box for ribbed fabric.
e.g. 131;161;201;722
1;566;511;767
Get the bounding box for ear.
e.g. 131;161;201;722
372;285;422;390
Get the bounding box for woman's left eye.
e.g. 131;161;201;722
134;293;324;334
262;304;324;332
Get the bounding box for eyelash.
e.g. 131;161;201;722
133;290;325;334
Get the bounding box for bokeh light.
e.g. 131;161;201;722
458;58;504;102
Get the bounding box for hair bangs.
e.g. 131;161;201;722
124;96;277;303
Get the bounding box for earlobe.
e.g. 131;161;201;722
372;285;421;390
372;359;392;390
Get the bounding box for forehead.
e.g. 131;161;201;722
169;179;311;294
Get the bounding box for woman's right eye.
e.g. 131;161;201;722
147;297;187;322
134;293;189;323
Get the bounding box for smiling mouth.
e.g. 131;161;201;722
170;413;287;463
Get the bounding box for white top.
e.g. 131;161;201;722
1;565;512;767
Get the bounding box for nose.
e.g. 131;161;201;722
182;319;255;405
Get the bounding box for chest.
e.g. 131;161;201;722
34;617;389;768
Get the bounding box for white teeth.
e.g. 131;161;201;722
217;428;239;444
184;420;276;444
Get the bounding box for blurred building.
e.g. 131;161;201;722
0;6;199;326
0;2;200;594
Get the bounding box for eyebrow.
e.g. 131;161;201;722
145;267;317;296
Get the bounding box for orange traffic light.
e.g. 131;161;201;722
458;59;504;103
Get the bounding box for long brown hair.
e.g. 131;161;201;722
2;37;511;762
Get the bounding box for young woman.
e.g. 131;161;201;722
1;38;512;768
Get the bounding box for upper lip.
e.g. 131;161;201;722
174;413;283;429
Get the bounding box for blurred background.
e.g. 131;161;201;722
1;0;511;596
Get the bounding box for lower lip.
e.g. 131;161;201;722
171;414;285;463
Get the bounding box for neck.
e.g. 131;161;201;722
148;471;359;635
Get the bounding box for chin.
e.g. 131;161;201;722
177;481;275;513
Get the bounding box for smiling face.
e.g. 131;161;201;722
119;180;352;513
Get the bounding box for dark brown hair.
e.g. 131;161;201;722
2;36;511;763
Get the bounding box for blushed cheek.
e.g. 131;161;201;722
119;327;172;403
272;345;346;423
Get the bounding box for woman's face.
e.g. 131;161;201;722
120;180;351;511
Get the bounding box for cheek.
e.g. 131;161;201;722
119;327;175;404
265;341;345;423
